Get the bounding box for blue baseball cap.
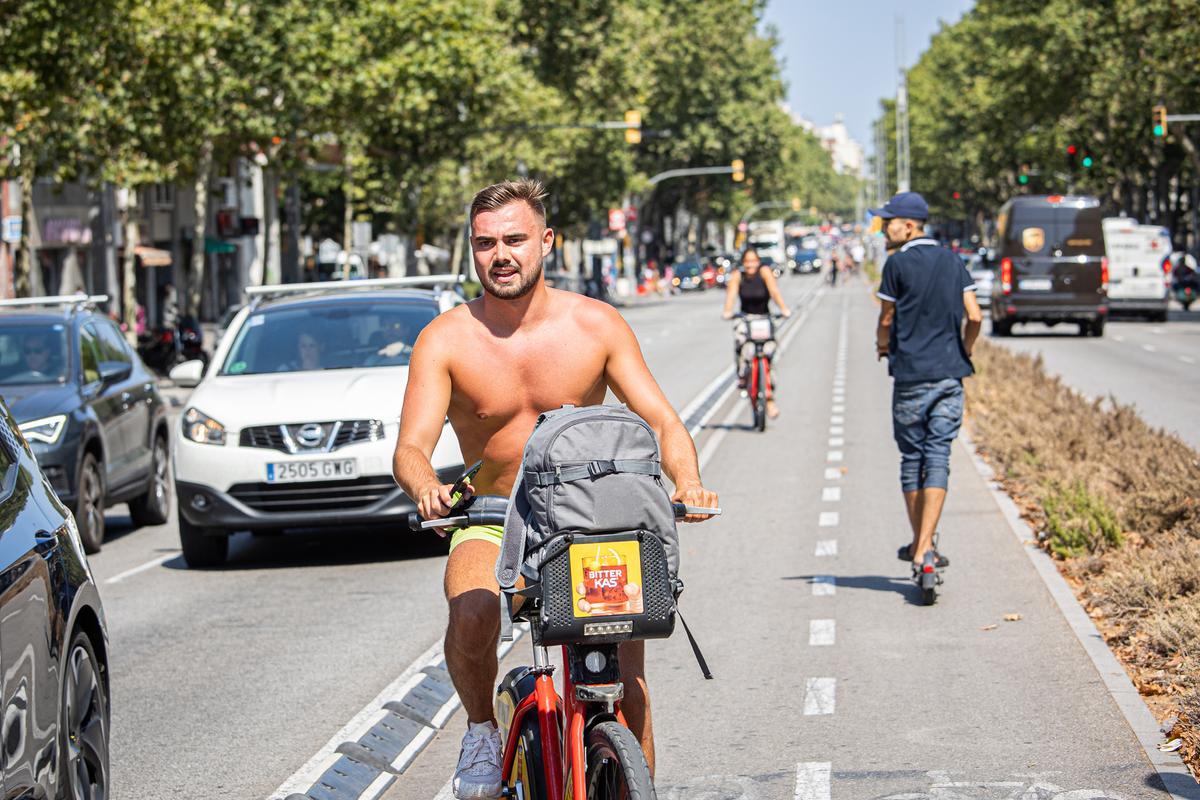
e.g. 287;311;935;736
870;191;929;221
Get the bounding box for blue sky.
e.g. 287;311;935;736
762;0;975;148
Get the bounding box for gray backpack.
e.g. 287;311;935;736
496;403;679;592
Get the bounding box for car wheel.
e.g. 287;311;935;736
179;514;229;568
1090;318;1106;337
61;630;109;800
129;433;171;527
73;453;105;554
991;320;1012;337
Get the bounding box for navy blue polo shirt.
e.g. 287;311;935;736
877;237;976;383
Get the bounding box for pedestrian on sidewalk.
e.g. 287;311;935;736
871;191;984;570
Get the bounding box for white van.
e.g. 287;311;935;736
1102;218;1172;321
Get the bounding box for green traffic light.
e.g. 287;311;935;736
1082;156;1094;168
1018;175;1029;185
1154;125;1164;137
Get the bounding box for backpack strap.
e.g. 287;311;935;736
676;609;713;680
524;459;661;487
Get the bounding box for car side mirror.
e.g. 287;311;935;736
98;361;132;384
168;359;205;388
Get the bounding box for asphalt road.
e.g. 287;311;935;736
84;277;1177;799
987;307;1200;450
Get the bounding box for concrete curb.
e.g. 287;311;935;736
958;427;1199;800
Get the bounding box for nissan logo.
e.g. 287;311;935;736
296;423;325;448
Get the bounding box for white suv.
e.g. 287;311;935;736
170;278;464;567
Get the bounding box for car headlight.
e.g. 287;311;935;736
19;415;67;445
182;407;227;445
814;258;823;266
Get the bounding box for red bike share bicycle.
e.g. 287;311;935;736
415;497;718;799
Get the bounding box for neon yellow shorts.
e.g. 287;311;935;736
449;524;504;554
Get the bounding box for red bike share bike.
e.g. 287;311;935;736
415;496;718;799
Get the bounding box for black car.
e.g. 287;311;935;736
672;261;707;292
989;195;1108;336
0;396;111;798
0;296;171;552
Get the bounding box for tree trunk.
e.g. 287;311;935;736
283;177;301;283
118;186;140;345
188;140;212;317
15;157;38;297
341;158;354;280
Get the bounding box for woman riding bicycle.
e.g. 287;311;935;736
722;247;791;419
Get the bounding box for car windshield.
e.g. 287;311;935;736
219;299;438;376
676;263;702;276
0;323;70;385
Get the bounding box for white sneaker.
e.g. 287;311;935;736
452;721;503;799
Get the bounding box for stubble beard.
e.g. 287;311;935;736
482;256;544;300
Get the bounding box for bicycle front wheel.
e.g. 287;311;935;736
754;358;767;432
585;720;655;800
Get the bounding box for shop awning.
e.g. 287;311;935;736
135;245;172;267
205;237;238;254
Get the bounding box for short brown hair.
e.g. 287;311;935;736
470;179;549;225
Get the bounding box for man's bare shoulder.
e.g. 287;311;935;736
553;288;626;330
412;303;473;353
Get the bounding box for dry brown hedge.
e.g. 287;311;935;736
966;341;1200;774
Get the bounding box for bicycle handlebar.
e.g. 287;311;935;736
730;312;785;321
408;499;721;531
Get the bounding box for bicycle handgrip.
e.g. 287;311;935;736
672;503;722;518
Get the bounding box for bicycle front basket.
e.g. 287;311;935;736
748;317;774;342
534;530;677;646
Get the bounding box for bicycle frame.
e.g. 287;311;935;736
500;642;627;800
748;346;773;403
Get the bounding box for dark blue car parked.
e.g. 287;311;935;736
0;296;171;552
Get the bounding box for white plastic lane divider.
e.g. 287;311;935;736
104;551;180;585
808;619;836;646
802;678;836;715
794;762;833;800
271;628;527;800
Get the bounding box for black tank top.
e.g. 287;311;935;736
738;269;770;315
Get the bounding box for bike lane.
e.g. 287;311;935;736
385;278;1176;799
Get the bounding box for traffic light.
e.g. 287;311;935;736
1153;104;1168;137
952;191;961;200
1066;144;1078;171
731;159;745;182
1082;154;1094;168
1018;164;1030;185
791;196;802;212
624;110;641;144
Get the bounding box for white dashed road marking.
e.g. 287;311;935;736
826;450;843;462
831;404;845;413
829;426;844;435
814;539;837;557
824;467;841;480
809;619;836;646
821;487;841;502
802;678;836;715
830;415;844;424
105;552;180;585
794;762;832;800
811;576;836;596
1142;344;1157;353
827;437;844;447
818;511;839;527
1181;355;1197;365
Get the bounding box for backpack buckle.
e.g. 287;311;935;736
587;460;617;477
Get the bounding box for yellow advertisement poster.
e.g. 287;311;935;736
570;539;644;618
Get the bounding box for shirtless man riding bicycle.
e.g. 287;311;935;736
392;179;718;799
